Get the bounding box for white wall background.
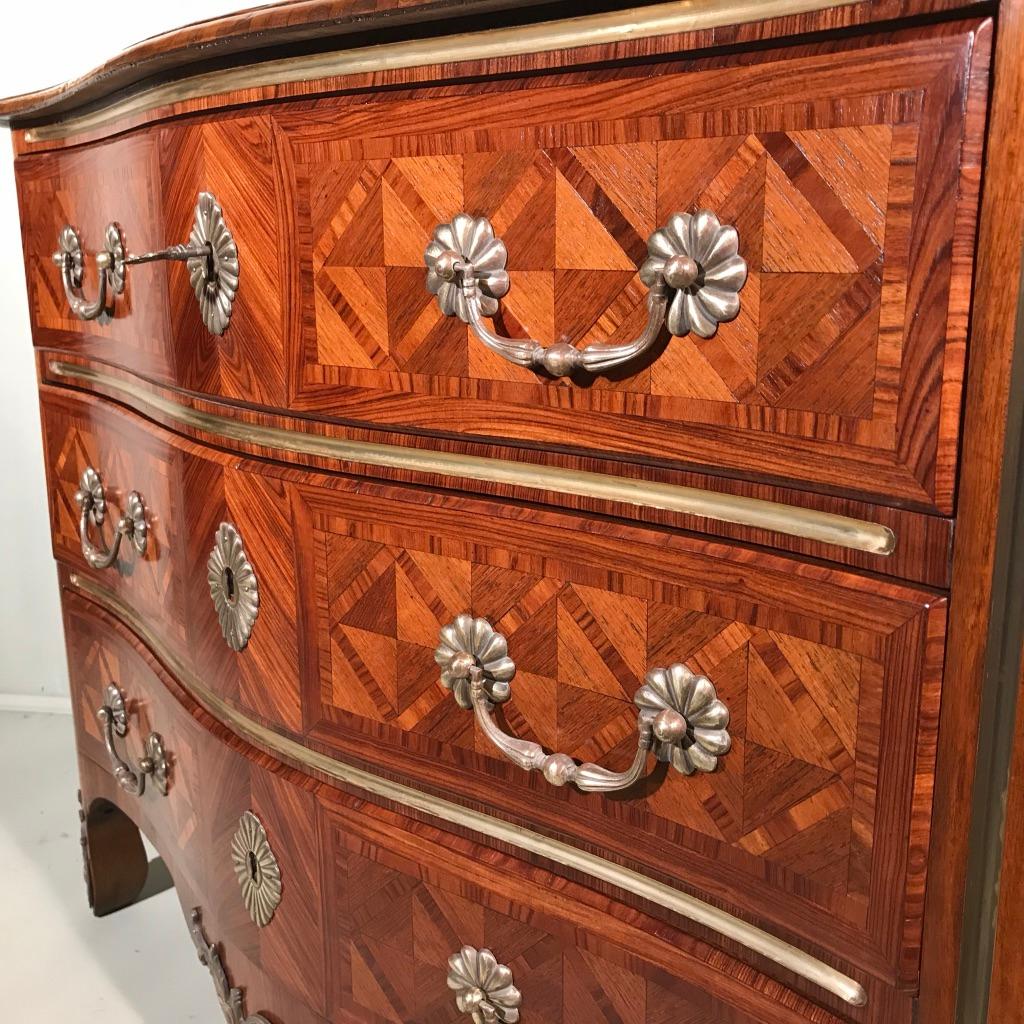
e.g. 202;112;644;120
0;3;244;702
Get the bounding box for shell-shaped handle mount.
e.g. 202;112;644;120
52;191;238;335
435;614;731;793
424;209;747;378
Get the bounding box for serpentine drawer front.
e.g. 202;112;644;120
64;592;323;1018
17;21;988;513
66;587;857;1024
8;3;1024;1024
39;383;945;997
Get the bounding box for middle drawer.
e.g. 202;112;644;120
40;382;944;995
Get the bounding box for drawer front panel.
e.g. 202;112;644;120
41;383;945;989
21;22;988;513
41;387;194;667
17;114;286;405
319;795;856;1024
276;22;988;512
288;468;944;986
64;584;861;1024
40;386;305;735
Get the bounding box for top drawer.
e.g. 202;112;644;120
18;22;989;513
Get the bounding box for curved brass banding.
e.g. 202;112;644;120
68;572;869;1008
48;361;897;558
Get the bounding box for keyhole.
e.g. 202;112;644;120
223;566;236;604
247;850;259;882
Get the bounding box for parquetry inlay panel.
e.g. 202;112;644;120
280;30;986;511
309;129;892;414
315;531;869;897
326;813;793;1024
294;479;945;986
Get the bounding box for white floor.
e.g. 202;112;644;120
0;710;213;1021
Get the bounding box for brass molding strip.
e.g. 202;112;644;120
67;571;869;1008
24;0;856;142
49;360;896;556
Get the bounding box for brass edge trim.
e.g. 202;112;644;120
48;360;896;557
24;0;857;142
67;571;868;1008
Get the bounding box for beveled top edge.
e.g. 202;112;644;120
0;0;555;122
0;0;973;135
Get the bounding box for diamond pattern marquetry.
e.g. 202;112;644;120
326;815;781;1024
313;528;874;913
307;126;891;416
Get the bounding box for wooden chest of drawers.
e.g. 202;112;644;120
5;2;1024;1022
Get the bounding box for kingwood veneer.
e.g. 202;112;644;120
4;2;1024;1023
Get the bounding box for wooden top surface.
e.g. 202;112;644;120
0;0;552;121
0;0;981;129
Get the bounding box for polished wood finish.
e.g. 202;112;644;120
79;795;150;916
915;2;1024;1021
0;0;562;124
68;598;330;1023
41;353;956;587
66;586;851;1024
291;464;945;988
38;382;947;995
10;1;1024;1020
278;22;988;514
19;22;989;514
16;125;290;406
0;1;984;152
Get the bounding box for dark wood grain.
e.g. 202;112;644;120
65;585;858;1024
78;794;149;916
38;381;947;993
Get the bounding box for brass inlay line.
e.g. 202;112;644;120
23;0;857;142
67;571;869;1008
48;360;896;556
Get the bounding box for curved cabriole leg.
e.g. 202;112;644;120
78;793;148;917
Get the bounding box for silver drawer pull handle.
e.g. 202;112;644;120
424;209;747;378
96;684;168;797
52;224;117;321
51;191;238;335
435;614;731;793
74;467;148;570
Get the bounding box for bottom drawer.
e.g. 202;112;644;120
319;797;845;1024
65;578;869;1024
